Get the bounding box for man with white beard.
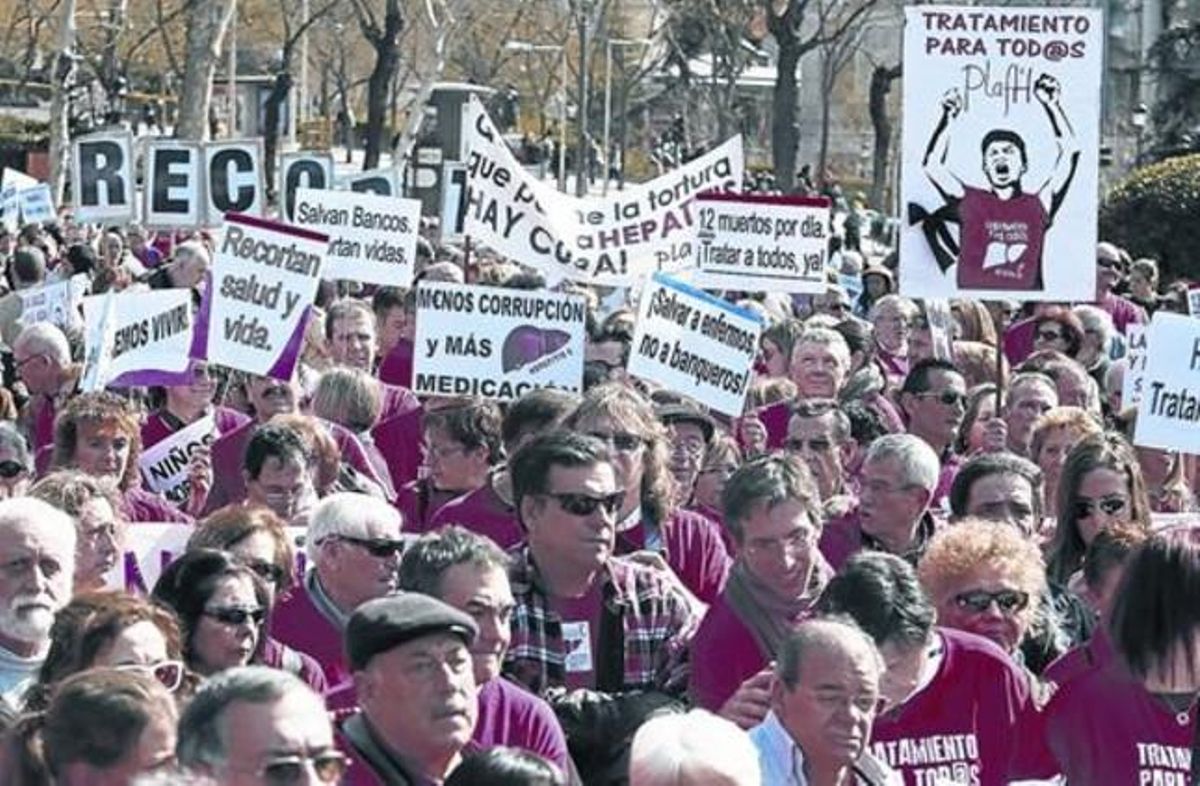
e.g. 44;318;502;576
0;497;75;712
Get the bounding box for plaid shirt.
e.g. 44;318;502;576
503;548;700;698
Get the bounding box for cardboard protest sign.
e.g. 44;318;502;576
17;183;54;224
463;98;743;287
1121;324;1147;410
18;275;88;332
205;213;326;379
899;6;1102;301
294;188;420;288
81;289;193;389
143;141;203;228
204;140;265;226
626;272;763;417
341;166;401;196
690;193;830;293
72;131;136;224
1133;313;1200;452
279;152;334;222
138;414;217;507
413;281;585;401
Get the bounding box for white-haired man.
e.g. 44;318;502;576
14;321;77;454
269;492;404;691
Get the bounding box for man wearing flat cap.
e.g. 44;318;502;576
336;593;481;786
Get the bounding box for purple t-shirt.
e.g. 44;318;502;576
395;479;460;534
370;408;425;490
474;677;571;773
1042;627;1113;689
140;406;250;450
689;588;770;714
121;487;193;524
259;636;329;696
378;339;414;388
425;479;524;549
268;576;350;692
615;509;730;605
1096;291;1148;335
1003;317;1037;367
957;186;1047;291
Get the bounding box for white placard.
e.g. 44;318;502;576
1188;289;1200;318
1121;324;1147;411
899;6;1102;301
206;213;326;379
81;289;193;389
462;98;743;287
1133;313;1200;452
440;162;467;241
279;152;334;222
691;193;830;293
204;140;265;226
17;183;54;224
0;184;18;233
143;141;203;228
294;188;420;288
626;272;763;417
137;414;217;507
18;275;87;331
413;281;586;401
72;131;136;224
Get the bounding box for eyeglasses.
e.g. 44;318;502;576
256;751;350;785
670;439;706;458
952;589;1030;615
203;606;266;627
1073;496;1128;519
541;490;625;517
115;659;185;692
0;460;26;479
332;535;406;558
587;432;644;453
1097;257;1120;271
244;559;285;586
914;390;967;407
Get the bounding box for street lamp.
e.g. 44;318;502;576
505;40;568;192
602;37;652;196
1131;102;1148;164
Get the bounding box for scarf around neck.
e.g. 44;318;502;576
723;555;831;661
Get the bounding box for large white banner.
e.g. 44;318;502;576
143;141;204;228
72;131;137;224
463;99;743;287
81;289;193;389
205;213;326;379
626;272;763;417
899;6;1102;301
294;187;420;288
1133;313;1200;452
138;414;217;507
413;281;586;401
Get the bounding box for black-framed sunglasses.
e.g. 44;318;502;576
334;535;406;559
542;490;625;517
0;460;26;479
258;751;350;785
203;606;266;626
915;390;967;407
952;589;1030;615
1073;496;1128;519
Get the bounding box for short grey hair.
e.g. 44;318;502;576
1072;305;1113;343
870;294;918;321
306;492;402;563
0;421;30;469
15;321;71;366
792;326;851;368
176;666;323;770
777;616;882;690
864;433;940;492
630;710;761;785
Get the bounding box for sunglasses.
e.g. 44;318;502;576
1073;496;1128;519
0;460;25;479
244;560;285;585
257;751;350;786
915;390;967;407
952;589;1030;615
542;490;625;517
115;660;185;692
203;606;266;627
335;535;406;558
587;431;644;452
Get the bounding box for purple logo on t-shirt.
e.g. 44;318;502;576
502;325;571;372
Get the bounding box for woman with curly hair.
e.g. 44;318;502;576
566;383;729;603
52;392;192;523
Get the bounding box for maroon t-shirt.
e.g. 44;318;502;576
121;487;193;524
378;338;414;388
1045;658;1197;784
394;479;460;534
425;480;524;549
474;677;571;774
615;509;730;605
268;578;350;692
957;186;1048;291
548;583;604;690
689;588;771;713
140;406;250;450
369;408;425;490
1042;627;1114;689
870;628;1044;786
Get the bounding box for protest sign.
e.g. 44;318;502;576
342;166;401;196
72;131;136;224
19;275;87;332
925;299;955;361
0;184;17;233
899;6;1102;302
1189;288;1200;318
279;152;334;222
626;272;763;417
690;193;830;293
1121;324;1147;410
82;289;193;389
205;212;326;379
204;140;265;226
440;162;467;241
413;281;586;401
138;414;217;507
1133;313;1200;452
17;183;54;224
143;141;203;228
462;98;743;287
294;188;420;288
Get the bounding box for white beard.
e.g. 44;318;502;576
0;595;55;646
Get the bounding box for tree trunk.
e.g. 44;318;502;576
177;0;237;140
48;0;78;206
772;40;800;192
817;53;834;180
869;63;901;211
263;70;292;199
361;0;404;171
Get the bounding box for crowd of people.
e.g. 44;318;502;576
0;205;1190;786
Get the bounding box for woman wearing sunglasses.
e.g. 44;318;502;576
566;383;729;604
52;392;192;524
152;549;270;678
187;507;326;694
26;590;188;713
1047;432;1152;589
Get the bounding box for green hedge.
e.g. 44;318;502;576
1099;154;1200;280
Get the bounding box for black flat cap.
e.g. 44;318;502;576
345;593;478;671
